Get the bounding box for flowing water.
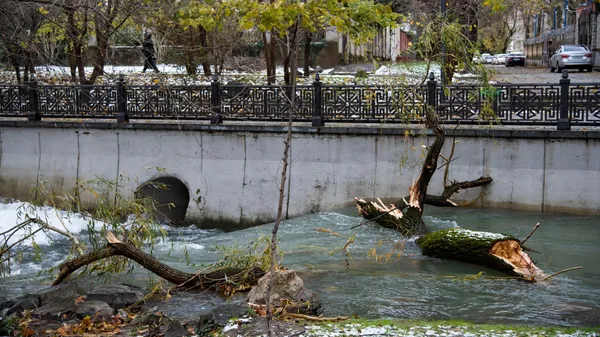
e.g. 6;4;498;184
1;201;599;326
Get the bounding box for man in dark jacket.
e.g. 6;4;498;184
142;31;160;73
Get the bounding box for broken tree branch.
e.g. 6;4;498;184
521;223;540;245
54;232;265;291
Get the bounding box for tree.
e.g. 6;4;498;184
181;0;399;84
0;1;45;83
14;0;150;84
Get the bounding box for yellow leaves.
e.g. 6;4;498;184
482;0;507;12
54;315;127;336
315;228;342;236
38;6;49;15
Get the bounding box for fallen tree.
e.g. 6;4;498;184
53;232;265;292
353;97;564;282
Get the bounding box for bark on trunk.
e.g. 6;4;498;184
53;234;265;291
416;228;545;281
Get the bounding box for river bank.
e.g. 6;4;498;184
223;318;600;337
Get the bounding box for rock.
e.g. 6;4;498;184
246;270;321;314
38;282;82;305
163;320;191;337
117;308;131;322
131;312;172;327
32;298;75;319
2;294;40;315
75;300;113;321
85;284;144;309
211;303;249;327
196;303;248;332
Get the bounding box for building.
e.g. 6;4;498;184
524;0;576;67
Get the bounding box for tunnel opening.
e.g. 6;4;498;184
136;176;190;226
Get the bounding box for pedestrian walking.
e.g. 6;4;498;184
142;31;160;73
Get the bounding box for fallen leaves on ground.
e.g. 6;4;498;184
54;315;127;336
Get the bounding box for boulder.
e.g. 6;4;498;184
1;294;40;315
163;320;191;337
74;300;113;321
246;270;321;314
38;282;82;305
32;298;75;319
85;284;144;309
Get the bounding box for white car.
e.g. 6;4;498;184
549;45;593;72
481;53;493;64
492;54;508;65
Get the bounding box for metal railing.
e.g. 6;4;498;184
1;71;598;130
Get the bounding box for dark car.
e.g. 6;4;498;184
505;52;526;67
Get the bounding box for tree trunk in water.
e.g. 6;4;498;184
416;228;545;281
53;234;265;291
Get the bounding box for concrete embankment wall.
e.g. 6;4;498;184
0;121;598;230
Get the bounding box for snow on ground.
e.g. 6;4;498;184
222;321;599;337
1;61;479;87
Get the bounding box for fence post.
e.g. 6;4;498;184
427;72;437;110
312;70;324;127
28;74;41;121
557;69;571;130
211;74;223;124
116;74;129;123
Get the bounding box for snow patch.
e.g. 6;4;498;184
452;228;507;241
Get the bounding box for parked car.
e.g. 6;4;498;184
548;45;593;72
482;53;494;64
505;52;525;67
493;54;508;65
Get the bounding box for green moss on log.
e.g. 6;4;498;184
416;228;522;276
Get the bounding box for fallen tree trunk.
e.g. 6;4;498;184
355;198;547;281
416;228;546;281
54;232;265;292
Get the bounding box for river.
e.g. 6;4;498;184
1;201;599;326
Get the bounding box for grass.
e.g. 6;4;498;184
305;318;600;336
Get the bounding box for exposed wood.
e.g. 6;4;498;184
53;232;264;291
416;228;546;281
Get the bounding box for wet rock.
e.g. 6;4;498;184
2;293;40;315
196;303;249;334
85;284;144;309
38;282;82;304
163;320;191;337
32;298;75;319
74;300;113;320
131;312;172;327
212;303;249;326
246;270;321;314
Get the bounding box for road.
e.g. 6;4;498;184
488;64;600;84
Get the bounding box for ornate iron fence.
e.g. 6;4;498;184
2;71;597;129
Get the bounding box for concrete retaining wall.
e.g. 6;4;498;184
0;122;598;230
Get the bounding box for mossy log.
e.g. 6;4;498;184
416;228;545;281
